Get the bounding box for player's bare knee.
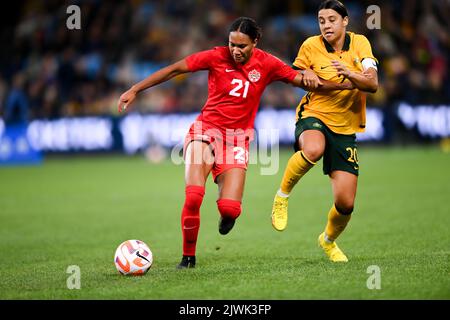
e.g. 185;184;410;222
302;145;324;162
335;202;354;215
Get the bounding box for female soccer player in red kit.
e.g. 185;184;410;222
118;17;353;269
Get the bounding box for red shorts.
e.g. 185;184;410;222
183;121;250;182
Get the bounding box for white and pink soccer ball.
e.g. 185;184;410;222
114;240;153;275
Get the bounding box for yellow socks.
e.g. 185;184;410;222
280;151;315;194
279;152;352;244
324;205;351;242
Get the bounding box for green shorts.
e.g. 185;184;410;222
294;117;359;176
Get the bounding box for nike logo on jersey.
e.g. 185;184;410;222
225;69;235;72
320;66;331;70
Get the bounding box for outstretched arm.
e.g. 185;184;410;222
331;60;378;93
118;59;190;113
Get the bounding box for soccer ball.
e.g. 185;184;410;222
114;239;153;275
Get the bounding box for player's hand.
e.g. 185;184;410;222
331;60;352;78
118;88;137;113
302;69;323;88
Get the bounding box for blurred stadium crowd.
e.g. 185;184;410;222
0;0;448;124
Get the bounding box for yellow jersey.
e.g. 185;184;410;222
293;32;377;134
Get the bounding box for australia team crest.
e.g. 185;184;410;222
248;69;261;82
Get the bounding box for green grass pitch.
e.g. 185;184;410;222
0;146;449;299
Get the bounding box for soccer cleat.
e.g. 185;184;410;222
176;255;196;269
271;194;288;231
318;232;348;262
218;217;235;235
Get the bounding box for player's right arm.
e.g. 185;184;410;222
118;59;190;113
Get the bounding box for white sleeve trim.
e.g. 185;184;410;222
362;58;378;71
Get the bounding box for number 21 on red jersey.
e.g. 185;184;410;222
229;79;250;98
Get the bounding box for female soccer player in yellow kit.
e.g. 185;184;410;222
271;0;378;262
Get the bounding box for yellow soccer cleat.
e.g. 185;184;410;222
271;194;288;231
318;232;348;262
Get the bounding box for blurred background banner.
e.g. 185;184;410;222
0;120;42;165
0;0;448;160
16;108;388;155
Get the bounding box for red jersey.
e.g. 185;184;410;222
185;47;297;133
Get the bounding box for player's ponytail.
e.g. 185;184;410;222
229;17;262;42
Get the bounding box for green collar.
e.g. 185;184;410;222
323;32;351;53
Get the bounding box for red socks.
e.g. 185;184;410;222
181;185;205;256
181;186;242;256
217;198;241;220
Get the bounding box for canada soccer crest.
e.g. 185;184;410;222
248;69;261;82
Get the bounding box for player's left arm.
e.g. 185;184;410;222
331;35;378;93
331;60;378;93
291;72;354;91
